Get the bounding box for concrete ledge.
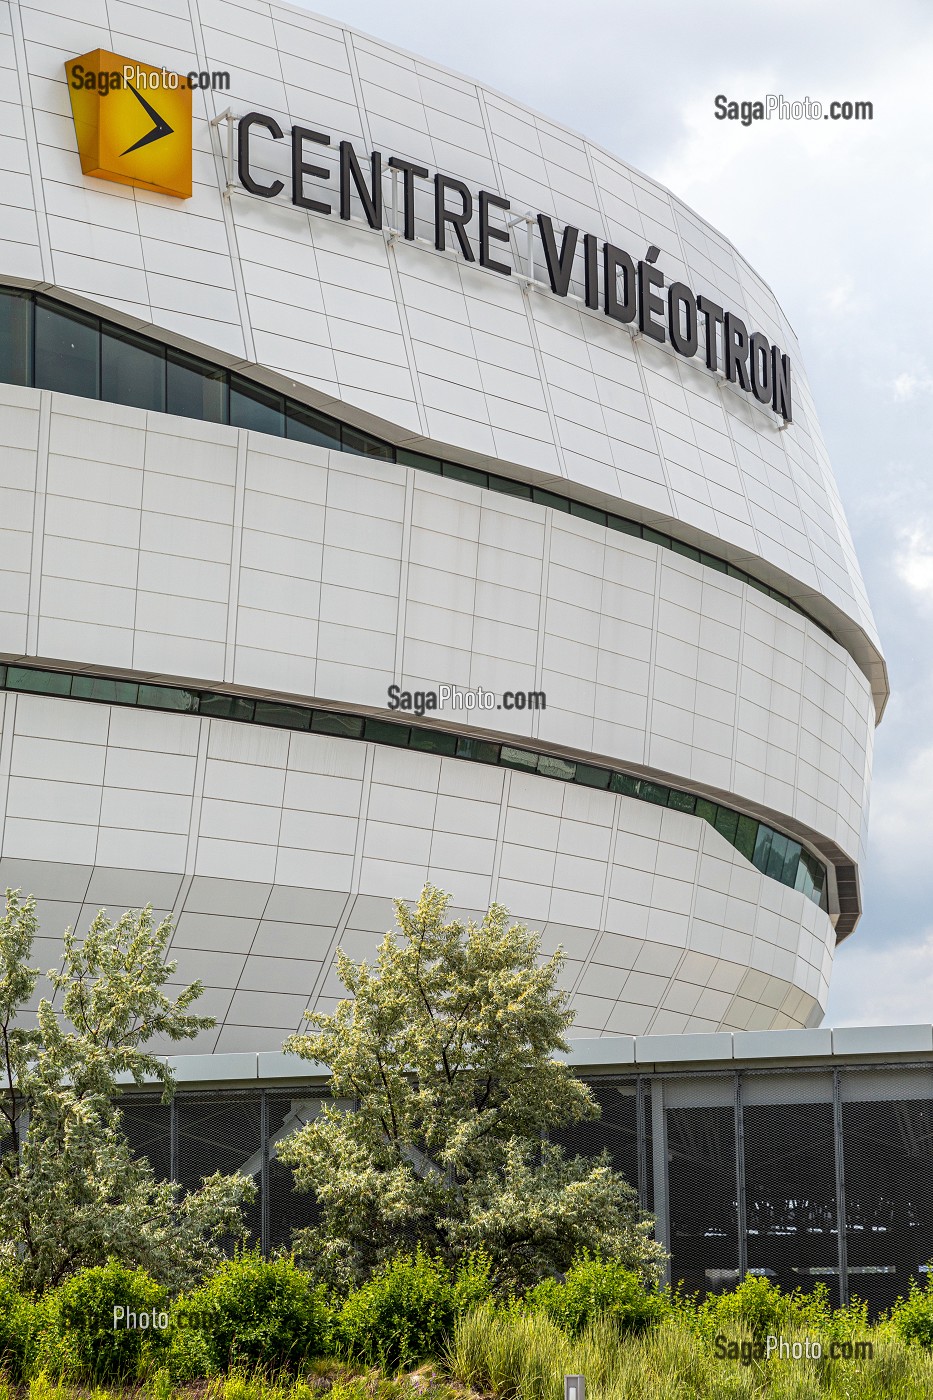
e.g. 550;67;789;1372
168;1052;258;1082
732;1028;833;1060
257;1050;326;1079
832;1024;933;1056
634;1032;734;1065
564;1036;635;1066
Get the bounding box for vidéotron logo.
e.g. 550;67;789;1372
64;49;193;199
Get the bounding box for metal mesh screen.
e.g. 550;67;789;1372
743;1076;840;1305
551;1077;640;1182
176;1091;262;1249
841;1067;933;1314
267;1091;323;1252
119;1093;171;1181
667;1101;738;1296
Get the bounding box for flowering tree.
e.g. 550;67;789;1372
279;884;664;1290
0;890;254;1293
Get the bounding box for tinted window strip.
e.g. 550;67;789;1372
0;285;834;643
0;661;827;911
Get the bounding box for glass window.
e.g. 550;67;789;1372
574;763;611;790
695;798;719;826
782;838;803;886
699;551;728;574
671;539;701;562
735;814;759;863
363;718;410;746
442;462;487;488
229;376;285;435
643;527;672;549
342;426;394;460
409;728;457;756
6;667;71;696
138;684;198;712
101;324;165;411
714;807;739;845
198;693;256;721
0;665;6;688
610;772;639;797
608;516;642;538
254;701;309;730
71;676;139;704
570;501;607;525
538;754;576;781
765;830;790;882
532;488;570;512
286;401;341;450
488;474;532;498
34;299;100;398
455;735;500;764
310;710;364;739
640;780;670;806
752;824;774;874
668;790;697;814
500;745;538;771
167;349;227;423
398;449;441;473
0;288;32;386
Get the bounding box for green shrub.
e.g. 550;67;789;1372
525;1252;668;1336
338;1249;460;1372
889;1274;933;1349
0;1272;37;1380
694;1274;838;1342
177;1250;329;1374
33;1259;167;1382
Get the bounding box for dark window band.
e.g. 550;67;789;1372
0;286;833;642
0;661;827;911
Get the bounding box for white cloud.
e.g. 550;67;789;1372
895;525;933;600
892;371;933;402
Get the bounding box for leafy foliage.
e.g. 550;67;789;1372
0;1272;36;1379
279;884;663;1290
0;889;255;1292
337;1249;492;1372
889;1274;933;1349
32;1259;167;1382
176;1250;331;1374
525;1251;668;1335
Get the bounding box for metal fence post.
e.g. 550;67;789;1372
636;1074;648;1212
833;1069;848;1306
735;1070;747;1281
260;1088;270;1259
650;1077;670;1286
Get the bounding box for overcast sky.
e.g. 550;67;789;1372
301;0;933;1027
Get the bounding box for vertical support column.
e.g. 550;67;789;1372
169;1094;178;1183
636;1075;648;1212
735;1071;747;1281
260;1089;270;1260
650;1078;670;1286
833;1069;848;1306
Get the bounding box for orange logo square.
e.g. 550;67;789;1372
65;50;192;199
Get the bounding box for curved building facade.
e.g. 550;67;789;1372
0;0;885;1051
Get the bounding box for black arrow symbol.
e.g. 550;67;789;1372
120;82;174;156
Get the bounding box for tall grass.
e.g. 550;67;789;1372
446;1302;933;1400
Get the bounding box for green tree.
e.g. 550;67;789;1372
0;889;254;1293
278;885;664;1290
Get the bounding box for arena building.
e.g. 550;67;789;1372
0;0;885;1062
